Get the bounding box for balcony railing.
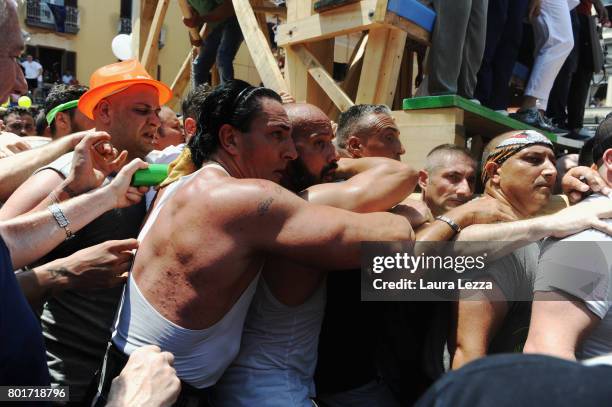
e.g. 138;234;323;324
26;0;79;34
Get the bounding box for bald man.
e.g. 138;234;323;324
213;103;418;407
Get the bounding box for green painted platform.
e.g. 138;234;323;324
402;95;584;149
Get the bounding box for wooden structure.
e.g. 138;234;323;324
136;0;575;170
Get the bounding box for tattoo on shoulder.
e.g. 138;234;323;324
257;197;274;216
48;267;70;279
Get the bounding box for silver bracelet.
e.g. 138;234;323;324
48;203;75;241
435;215;462;234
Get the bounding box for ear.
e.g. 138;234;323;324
184;117;197;143
418;169;429;191
346;135;363;158
484;161;501;185
54;111;71;133
95;100;112;125
603;148;612;169
218;123;240;156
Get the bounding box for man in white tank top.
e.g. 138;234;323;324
94;81;419;406
213;103;421;406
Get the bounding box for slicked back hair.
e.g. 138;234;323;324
335;104;392;148
187;80;282;168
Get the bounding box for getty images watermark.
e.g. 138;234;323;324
360;241;612;302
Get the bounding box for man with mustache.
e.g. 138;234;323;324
212;102;418;406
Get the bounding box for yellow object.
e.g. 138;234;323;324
159;147;196;188
1;98;9;108
18;95;32;108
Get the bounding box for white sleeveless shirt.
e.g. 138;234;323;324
111;163;260;389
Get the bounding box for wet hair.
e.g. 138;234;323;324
336;104;392;148
43;84;89;135
188;80;282;168
181;83;212;120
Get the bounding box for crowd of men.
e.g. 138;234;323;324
3;0;612;406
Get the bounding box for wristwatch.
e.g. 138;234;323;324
435;215;462;234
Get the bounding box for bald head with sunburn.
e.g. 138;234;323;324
282;103;338;192
482;130;556;218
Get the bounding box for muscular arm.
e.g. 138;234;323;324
0;133;81;202
451;282;509;370
524;291;599;360
231;180;415;271
301;157;417;211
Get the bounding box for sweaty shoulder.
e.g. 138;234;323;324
171;170;298;223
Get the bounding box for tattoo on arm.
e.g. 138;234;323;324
257;198;274;216
62;184;78;198
48;267;71;280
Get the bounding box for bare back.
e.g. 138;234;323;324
132;166;264;330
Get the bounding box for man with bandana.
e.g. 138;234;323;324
213;103;419;407
448;130;612;370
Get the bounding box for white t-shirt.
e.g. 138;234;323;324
21;60;42;79
535;194;612;359
144;143;185;209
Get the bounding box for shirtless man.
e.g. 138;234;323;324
213;103;418;406
95;81;415;406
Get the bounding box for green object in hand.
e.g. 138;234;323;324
132;164;169;186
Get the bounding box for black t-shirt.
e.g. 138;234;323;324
0;236;50;386
314;269;383;394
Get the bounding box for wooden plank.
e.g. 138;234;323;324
177;0;203;46
277;0;384;46
374;28;406;106
168;50;194;110
137;0;157;58
392;108;465;169
252;5;287;18
141;0;170;74
285;0;315;102
356;27;389;104
314;0;361;12
384;10;430;45
233;0;289;93
292;44;355;111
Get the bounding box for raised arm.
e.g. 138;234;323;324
300;157;417;211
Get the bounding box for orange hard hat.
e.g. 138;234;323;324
78;59;172;119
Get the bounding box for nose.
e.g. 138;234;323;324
397;140;406;156
326;143;338;163
455;178;472;197
283;138;298;161
150;110;162;128
542;158;557;179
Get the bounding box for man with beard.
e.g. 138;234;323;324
212;102;418;406
95;82;418;406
